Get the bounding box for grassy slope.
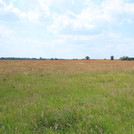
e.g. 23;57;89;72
0;61;134;134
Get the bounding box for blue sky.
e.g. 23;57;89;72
0;0;134;59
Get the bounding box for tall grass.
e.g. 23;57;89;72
0;60;134;133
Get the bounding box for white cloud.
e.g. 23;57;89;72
0;0;50;23
0;25;14;39
38;0;50;17
1;0;134;24
47;9;96;34
40;0;74;10
102;0;134;23
0;0;4;5
47;0;134;34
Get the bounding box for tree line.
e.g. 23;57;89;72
85;56;134;61
0;56;134;61
0;57;64;60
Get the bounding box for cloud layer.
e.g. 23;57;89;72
0;0;134;58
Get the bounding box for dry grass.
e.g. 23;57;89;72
1;60;134;76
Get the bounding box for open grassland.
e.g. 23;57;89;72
0;60;134;134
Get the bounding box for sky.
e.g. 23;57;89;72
0;0;134;59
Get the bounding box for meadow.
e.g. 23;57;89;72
0;60;134;134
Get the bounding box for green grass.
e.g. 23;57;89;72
0;64;134;133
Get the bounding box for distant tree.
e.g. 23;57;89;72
85;56;90;60
119;56;129;60
110;56;114;60
39;57;43;60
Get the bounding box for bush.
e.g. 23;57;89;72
119;56;129;60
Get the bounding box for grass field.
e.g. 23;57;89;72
0;60;134;134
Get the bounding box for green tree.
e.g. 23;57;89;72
110;56;114;60
85;56;90;60
39;57;43;60
119;56;129;60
